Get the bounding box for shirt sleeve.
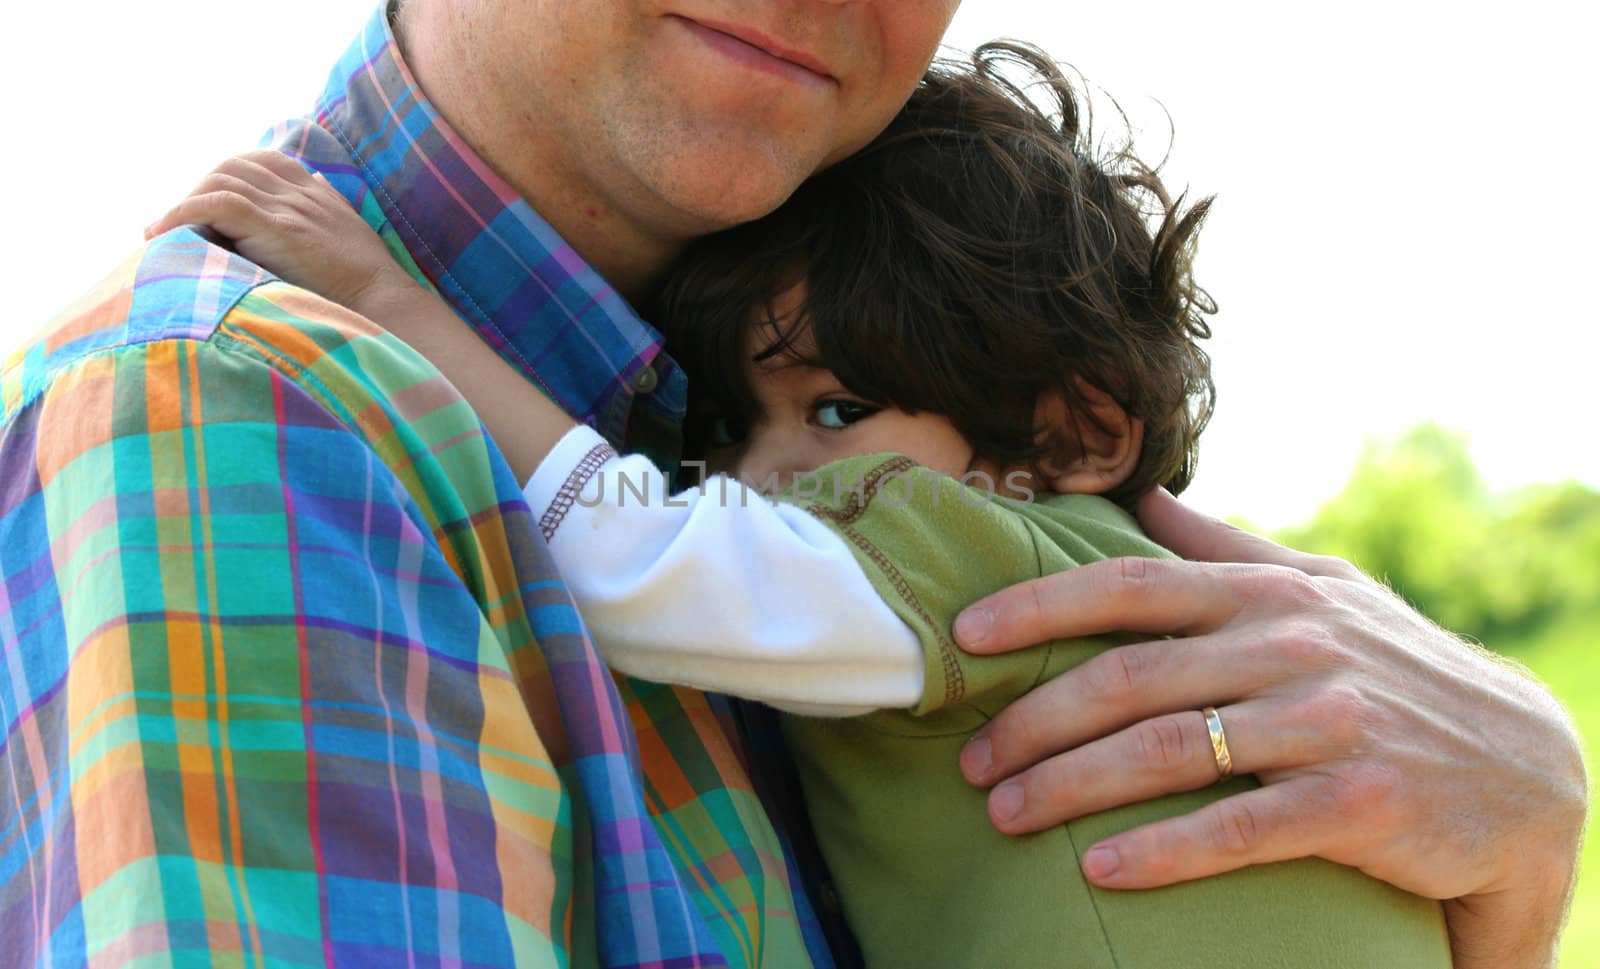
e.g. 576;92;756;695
523;425;925;717
0;320;584;966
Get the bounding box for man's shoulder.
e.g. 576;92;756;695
0;227;421;431
2;94;384;426
1;229;278;422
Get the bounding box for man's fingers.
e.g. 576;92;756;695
954;555;1247;654
972;698;1341;833
978;702;1260;832
1136;487;1363;580
955;536;1367;658
961;634;1282;785
1076;776;1351;890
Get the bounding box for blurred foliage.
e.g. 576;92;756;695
1269;423;1600;649
1258;423;1598;966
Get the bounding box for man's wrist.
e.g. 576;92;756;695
1445;868;1576;969
1451;684;1586;969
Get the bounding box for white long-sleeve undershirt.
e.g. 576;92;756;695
522;425;924;717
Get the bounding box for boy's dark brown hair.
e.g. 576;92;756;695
657;41;1216;505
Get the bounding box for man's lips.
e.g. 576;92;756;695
669;15;836;88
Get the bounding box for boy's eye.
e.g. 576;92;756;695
706;416;750;448
813;399;880;430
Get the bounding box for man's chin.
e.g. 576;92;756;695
645;150;818;233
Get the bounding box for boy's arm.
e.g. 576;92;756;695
146;152;926;716
148;152;928;721
340;269;574;483
146;150;575;483
523;426;924;716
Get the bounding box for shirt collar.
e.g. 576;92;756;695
299;2;686;454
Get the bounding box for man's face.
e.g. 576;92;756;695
483;0;960;237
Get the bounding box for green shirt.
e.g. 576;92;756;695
779;454;1451;969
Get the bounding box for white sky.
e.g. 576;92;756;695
2;1;1595;527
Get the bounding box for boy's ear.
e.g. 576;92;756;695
1033;386;1144;495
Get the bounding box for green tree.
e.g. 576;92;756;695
1275;424;1600;647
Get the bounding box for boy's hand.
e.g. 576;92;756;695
146;150;415;318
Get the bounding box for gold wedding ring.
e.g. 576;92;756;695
1202;706;1234;780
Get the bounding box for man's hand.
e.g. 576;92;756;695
954;487;1587;968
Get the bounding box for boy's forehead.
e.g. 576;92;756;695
749;357;843;412
745;308;823;371
747;335;823;377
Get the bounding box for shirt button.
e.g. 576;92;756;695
633;364;660;395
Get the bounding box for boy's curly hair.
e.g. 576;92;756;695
658;41;1217;504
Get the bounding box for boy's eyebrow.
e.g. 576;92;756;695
755;349;830;373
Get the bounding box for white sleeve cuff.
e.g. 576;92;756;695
523;423;619;543
521;433;924;716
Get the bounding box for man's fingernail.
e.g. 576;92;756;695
1083;845;1120;880
954;606;994;646
990;782;1024;822
961;736;992;781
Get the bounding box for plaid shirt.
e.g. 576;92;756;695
0;4;831;967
